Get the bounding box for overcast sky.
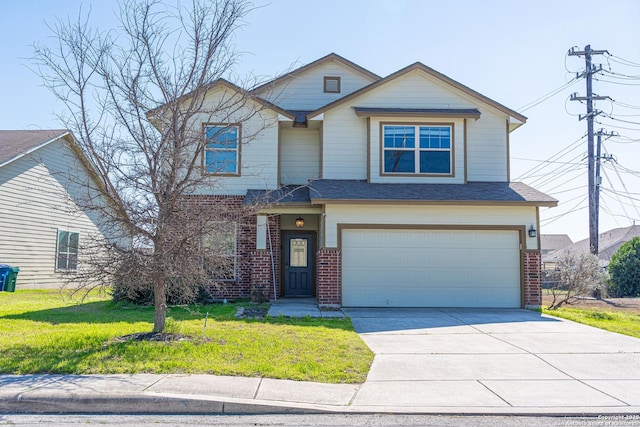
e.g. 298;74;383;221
1;0;639;242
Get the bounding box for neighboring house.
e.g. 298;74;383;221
543;225;640;269
540;234;573;272
0;130;113;289
540;234;573;257
175;53;557;308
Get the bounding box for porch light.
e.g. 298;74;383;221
528;225;537;238
295;216;305;228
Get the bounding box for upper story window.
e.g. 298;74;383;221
56;230;79;271
324;76;341;93
382;124;452;175
204;124;240;175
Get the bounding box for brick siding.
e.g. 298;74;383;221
316;249;341;307
524;250;542;307
249;215;281;301
172;195;283;301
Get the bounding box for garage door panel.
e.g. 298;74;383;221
342;229;521;308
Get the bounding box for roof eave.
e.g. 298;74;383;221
0;130;71;169
306;62;527;125
310;198;558;207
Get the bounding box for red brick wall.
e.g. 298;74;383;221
249;215;281;301
524;250;542;307
172;195;283;301
316;249;341;306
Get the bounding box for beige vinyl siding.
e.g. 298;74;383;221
0;140;111;289
466;112;508;181
194;88;280;194
279;128;320;185
319;70;512;183
258;61;375;110
324;204;538;250
321;108;368;179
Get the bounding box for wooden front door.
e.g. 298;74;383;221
283;232;314;297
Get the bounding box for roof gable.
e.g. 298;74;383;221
251;53;380;95
147;78;295;122
307;62;527;128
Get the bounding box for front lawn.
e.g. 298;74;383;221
0;290;373;384
542;306;640;339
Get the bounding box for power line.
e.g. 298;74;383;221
568;44;609;254
515;134;586;181
516;77;579;112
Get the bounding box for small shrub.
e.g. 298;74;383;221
548;250;607;309
608;237;640;298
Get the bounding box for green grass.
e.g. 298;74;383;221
542;306;640;339
0;290;373;383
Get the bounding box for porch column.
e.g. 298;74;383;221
524;250;542;308
316;249;341;307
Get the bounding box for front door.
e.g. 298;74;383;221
283;232;314;297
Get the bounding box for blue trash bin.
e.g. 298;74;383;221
0;264;10;292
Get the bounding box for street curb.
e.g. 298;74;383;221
0;392;336;415
3;392;640;416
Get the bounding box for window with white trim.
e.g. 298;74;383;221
383;125;452;174
204;125;239;174
203;222;237;280
56;230;79;271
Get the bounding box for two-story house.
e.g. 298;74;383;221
181;53;557;309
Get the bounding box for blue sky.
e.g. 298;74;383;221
1;0;639;242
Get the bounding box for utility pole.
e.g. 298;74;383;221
594;128;617;247
568;45;609;254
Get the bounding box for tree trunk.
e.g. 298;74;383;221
153;277;167;333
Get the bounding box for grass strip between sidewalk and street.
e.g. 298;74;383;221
0;290;373;384
542;306;640;339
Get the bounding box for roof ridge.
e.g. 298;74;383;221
251;53;380;94
306;62;527;125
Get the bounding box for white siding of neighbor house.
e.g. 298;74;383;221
0;139;112;289
279;128;320;185
258;60;376;110
323;204;539;250
193;86;280;195
320;70;512;183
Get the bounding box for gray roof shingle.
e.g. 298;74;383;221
0;129;69;166
542;225;640;264
244;180;557;206
307;179;557;205
244;185;311;205
353;107;481;118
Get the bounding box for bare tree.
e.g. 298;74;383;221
33;0;275;332
547;250;607;310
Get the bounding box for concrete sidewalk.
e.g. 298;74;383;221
2;308;640;415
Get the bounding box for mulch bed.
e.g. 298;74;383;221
234;305;270;319
111;332;191;343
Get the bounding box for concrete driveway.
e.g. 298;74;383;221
342;308;640;412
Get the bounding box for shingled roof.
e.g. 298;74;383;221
543;225;640;265
308;180;557;206
0;129;70;167
244;180;558;206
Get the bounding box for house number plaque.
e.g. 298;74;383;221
290;238;307;267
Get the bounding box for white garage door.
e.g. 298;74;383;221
342;229;521;308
